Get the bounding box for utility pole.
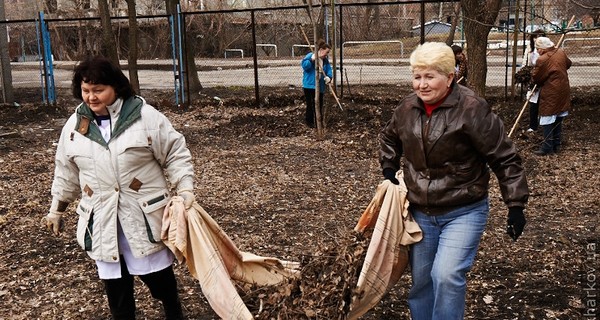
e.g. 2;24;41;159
0;0;14;104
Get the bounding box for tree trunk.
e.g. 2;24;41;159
373;5;380;39
445;3;461;46
461;0;503;98
304;0;324;137
98;0;119;66
0;0;14;103
184;24;202;100
364;6;372;39
77;21;84;57
126;0;140;92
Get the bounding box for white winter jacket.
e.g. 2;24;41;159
51;96;194;262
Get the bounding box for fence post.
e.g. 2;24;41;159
39;11;55;105
339;5;344;98
251;10;260;106
170;5;186;106
176;4;186;106
169;15;180;105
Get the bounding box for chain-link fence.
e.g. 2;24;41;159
3;1;600;104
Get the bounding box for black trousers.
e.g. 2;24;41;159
529;101;539;130
303;88;324;127
103;259;184;320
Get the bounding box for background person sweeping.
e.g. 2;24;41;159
379;42;529;320
301;39;333;128
451;44;468;86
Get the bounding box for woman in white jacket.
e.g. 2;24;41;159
522;29;546;132
43;56;195;320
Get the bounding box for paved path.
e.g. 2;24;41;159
10;56;600;89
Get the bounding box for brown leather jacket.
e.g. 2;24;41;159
532;47;571;116
379;83;528;215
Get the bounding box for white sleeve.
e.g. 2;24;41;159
530;50;540;66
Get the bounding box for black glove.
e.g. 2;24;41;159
382;168;399;185
507;207;526;241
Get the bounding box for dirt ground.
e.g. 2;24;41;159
0;84;598;319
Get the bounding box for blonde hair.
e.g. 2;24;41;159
409;42;455;75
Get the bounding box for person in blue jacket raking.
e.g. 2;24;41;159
301;39;333;128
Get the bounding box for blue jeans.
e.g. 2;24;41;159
408;197;489;320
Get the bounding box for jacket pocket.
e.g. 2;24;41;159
116;129;152;155
65;136;96;172
137;190;170;243
76;201;94;251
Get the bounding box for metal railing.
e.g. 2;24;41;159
224;49;244;58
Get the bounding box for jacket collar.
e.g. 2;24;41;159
74;96;143;146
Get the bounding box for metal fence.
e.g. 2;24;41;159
3;1;600;105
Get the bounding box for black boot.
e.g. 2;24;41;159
163;296;185;320
533;149;553;156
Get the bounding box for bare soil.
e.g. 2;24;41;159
0;85;597;319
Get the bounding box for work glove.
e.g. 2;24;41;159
42;210;64;236
311;53;316;61
382;168;400;185
324;76;331;84
506;207;526;241
178;190;195;210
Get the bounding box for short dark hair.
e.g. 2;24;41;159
451;44;463;54
71;56;135;101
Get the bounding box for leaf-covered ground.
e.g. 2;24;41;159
0;85;597;319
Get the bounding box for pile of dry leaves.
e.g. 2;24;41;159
240;230;369;319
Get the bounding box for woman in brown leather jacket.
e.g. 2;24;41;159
379;42;529;320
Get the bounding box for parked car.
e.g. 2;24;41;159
524;24;544;33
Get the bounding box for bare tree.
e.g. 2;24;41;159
0;0;13;103
461;0;503;98
302;0;326;42
570;0;600;26
303;0;328;136
363;0;381;39
98;0;119;66
445;2;462;46
126;0;140;92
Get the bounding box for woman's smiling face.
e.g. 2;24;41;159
81;82;117;116
412;67;454;104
